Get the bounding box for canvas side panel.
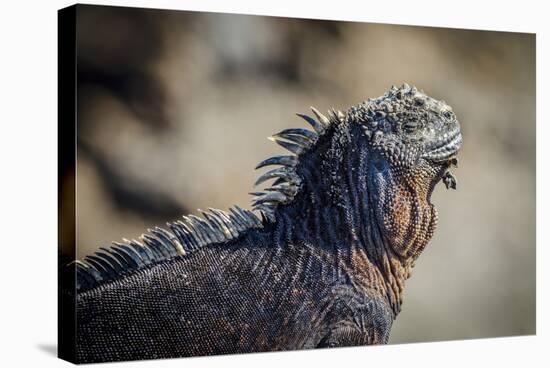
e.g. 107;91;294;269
58;4;77;364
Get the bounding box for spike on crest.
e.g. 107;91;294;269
310;106;330;126
268;136;303;155
296;113;324;134
254;167;295;187
271;132;311;147
255;155;297;170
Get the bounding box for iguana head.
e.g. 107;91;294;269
349;84;463;260
351;83;462;188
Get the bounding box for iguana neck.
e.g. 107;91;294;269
270;199;410;315
266;123;434;313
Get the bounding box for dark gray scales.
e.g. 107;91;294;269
69;84;463;363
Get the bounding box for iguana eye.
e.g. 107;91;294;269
443;111;453;119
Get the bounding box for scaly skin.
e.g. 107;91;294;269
70;84;462;363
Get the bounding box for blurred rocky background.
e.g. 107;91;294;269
67;4;535;343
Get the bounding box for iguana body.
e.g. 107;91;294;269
71;84;462;363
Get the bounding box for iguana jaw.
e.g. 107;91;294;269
424;155;459;191
422;130;462;162
424;130;462;190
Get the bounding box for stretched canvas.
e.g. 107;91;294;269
58;4;535;364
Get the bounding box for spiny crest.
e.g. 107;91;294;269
75;206;262;291
251;106;345;220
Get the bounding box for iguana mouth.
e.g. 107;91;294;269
420;130;462;190
423;130;462;163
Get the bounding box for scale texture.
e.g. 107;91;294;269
68;84;463;363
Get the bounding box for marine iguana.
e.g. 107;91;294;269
68;84;462;363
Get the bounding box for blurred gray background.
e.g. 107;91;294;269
69;4;535;343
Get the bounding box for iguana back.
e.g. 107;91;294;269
69;84;463;363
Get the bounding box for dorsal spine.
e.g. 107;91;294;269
75;105;343;292
75;206;261;291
